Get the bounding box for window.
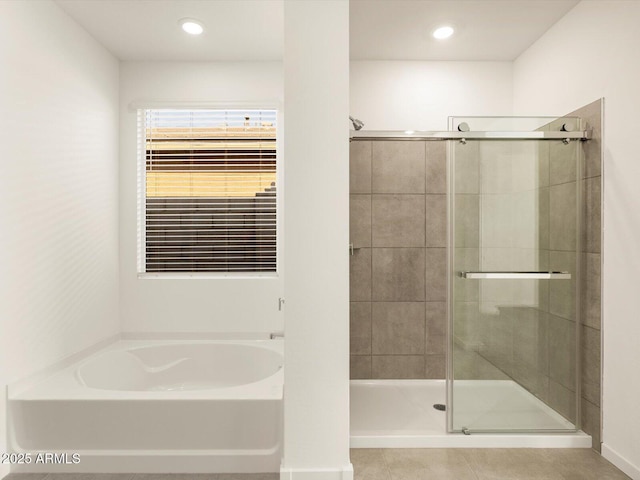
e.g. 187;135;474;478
137;109;277;275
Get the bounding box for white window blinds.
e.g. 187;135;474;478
137;109;277;274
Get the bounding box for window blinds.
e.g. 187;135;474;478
138;109;277;274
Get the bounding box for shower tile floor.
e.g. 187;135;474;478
1;451;632;480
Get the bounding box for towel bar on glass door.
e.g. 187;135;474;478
460;271;571;280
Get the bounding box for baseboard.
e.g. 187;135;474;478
280;464;354;480
602;444;640;480
9;451;281;474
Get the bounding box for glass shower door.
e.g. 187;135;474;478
448;117;582;433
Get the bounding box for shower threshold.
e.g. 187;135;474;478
350;380;591;448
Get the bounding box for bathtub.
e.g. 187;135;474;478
8;339;284;473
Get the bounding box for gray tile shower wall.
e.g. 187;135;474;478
542;101;603;451
573;99;603;451
349;140;448;380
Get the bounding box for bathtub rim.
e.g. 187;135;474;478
9;338;284;401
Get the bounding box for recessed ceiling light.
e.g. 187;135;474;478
433;26;454;40
180;19;204;35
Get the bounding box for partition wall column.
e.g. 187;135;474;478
282;1;352;479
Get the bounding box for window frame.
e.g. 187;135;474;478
135;102;282;280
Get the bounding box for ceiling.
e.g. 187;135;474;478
55;0;580;62
55;0;284;62
350;0;580;61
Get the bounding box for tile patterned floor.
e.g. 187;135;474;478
352;449;632;480
1;450;632;480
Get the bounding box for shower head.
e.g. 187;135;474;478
349;116;364;131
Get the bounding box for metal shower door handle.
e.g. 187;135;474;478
460;271;571;280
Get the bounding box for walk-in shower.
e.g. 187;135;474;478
349;113;599;447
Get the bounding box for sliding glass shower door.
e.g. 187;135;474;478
448;117;583;433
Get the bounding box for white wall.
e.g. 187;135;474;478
0;0;120;473
120;60;507;336
513;2;640;478
350;61;513;130
282;1;351;479
119;62;284;334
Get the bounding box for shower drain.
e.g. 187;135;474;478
433;403;446;411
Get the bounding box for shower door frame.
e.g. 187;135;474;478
445;116;586;434
350;123;589;435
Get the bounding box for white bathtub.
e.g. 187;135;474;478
8;339;284;473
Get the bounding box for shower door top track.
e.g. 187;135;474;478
350;130;591;141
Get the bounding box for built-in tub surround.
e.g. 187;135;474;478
8;340;284;473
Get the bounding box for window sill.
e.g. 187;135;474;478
137;272;279;280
